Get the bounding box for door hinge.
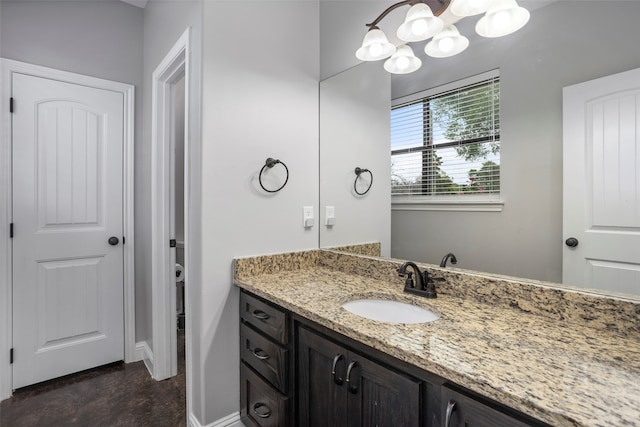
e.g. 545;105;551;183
10;348;13;364
169;239;176;248
9;97;14;113
9;223;13;239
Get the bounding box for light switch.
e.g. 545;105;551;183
303;206;315;228
325;206;335;226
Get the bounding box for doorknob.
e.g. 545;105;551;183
108;236;120;246
565;237;579;247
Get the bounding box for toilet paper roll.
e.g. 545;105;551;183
175;263;185;282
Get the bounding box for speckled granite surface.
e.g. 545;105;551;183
324;242;381;257
233;250;640;427
318;250;640;336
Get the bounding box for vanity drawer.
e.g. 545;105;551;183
241;323;288;393
241;362;289;427
240;291;288;344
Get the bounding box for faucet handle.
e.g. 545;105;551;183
403;272;415;289
421;272;438;298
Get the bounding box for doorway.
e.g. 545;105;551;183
150;29;191;382
0;58;136;398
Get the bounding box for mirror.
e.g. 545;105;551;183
319;1;640;299
319;61;392;257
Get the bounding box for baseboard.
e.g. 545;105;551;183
134;341;154;376
188;411;242;427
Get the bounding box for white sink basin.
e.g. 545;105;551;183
341;299;439;324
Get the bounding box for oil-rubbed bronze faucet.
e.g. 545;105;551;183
397;261;440;298
439;252;457;268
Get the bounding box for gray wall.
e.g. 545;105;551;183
200;0;319;423
319;62;391;255
140;0;202;347
140;0;202;421
0;0;143;85
391;1;640;282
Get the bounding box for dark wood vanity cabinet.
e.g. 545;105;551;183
297;326;421;427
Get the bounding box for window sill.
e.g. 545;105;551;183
392;196;504;212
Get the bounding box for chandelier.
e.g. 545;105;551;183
355;0;530;74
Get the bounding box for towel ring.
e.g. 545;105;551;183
354;167;373;195
259;158;289;193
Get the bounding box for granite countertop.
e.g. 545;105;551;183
234;261;640;427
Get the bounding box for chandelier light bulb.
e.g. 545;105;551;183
476;0;530;38
384;45;422;74
397;3;444;42
396;56;411;71
411;19;429;37
492;10;512;30
369;43;383;57
355;28;396;61
425;25;469;58
438;37;455;53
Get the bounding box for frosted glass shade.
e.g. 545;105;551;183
425;25;469;58
397;3;444;42
355;28;396;61
451;0;490;17
476;0;530;38
384;45;422;74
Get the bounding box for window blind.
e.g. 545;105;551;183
391;76;500;197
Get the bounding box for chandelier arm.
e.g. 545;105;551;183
365;0;417;29
365;0;450;30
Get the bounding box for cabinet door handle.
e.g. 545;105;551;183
251;309;270;320
252;347;270;361
253;402;272;418
346;360;359;394
332;354;344;385
445;399;457;427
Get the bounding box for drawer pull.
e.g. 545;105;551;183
346;360;359;394
253;402;272;418
252;347;270;361
331;354;344;385
251;309;270;320
445;399;457;427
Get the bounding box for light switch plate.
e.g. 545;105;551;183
325;206;335;226
303;206;314;228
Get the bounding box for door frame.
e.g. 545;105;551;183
150;29;190;381
0;58;136;399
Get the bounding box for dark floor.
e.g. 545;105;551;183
0;331;186;427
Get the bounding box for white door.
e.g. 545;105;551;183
563;67;640;296
12;73;125;388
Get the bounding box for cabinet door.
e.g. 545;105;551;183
350;355;421;427
298;327;350;427
298;326;422;427
442;387;533;427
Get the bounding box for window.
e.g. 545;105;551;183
391;72;500;203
